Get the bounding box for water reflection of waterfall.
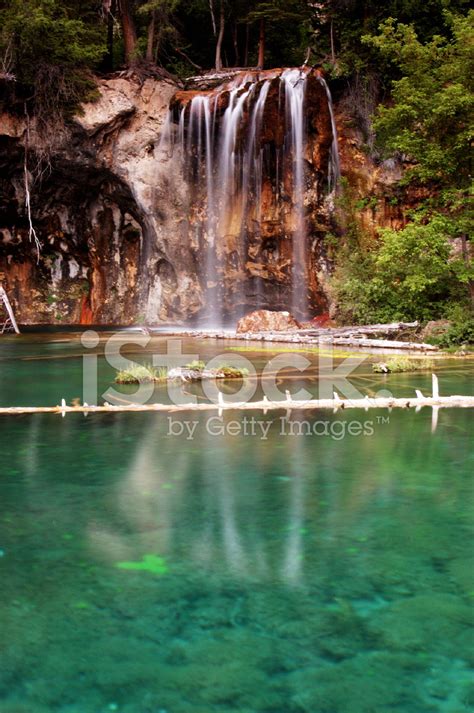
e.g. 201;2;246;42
160;68;340;326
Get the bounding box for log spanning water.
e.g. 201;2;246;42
0;376;472;416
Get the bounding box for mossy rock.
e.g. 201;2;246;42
367;593;472;657
289;651;432;713
448;557;474;598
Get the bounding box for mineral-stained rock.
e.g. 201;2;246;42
0;68;425;326
236;309;301;333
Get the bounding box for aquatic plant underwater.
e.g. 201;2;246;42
0;384;473;712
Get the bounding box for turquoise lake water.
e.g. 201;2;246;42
0;333;473;712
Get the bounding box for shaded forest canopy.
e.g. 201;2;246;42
0;1;471;104
0;1;472;338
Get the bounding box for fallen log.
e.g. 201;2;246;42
0;286;20;334
192;331;438;351
328;337;437;351
0;376;471;415
295;321;419;338
176;321;438;351
0;395;471;416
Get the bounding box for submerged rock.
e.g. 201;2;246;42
236;309;301;333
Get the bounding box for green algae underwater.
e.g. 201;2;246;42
0;334;473;712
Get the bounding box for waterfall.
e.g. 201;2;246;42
318;76;341;193
282;68;307;317
161;68;340;326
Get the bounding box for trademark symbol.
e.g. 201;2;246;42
377;416;390;425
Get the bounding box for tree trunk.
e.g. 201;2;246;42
330;17;335;65
154;25;162;62
460;234;474;306
257;18;265;69
215;0;225;71
244;22;249;67
146;10;156;61
119;0;137;65
106;11;114;71
102;0;115;72
232;22;239;66
209;0;217;36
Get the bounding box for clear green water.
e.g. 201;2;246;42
0;334;473;712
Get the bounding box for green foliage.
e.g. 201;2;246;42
215;364;249;378
435;319;474;347
427;306;474;347
184;360;206;371
333;213;471;324
363;12;474;186
373;357;433;373
115;363;168;383
0;0;106;119
182;360;248;377
245;1;301;23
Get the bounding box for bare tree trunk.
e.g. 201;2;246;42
460;234;474;306
330;17;335;65
209;0;217;36
244;22;249;67
154;26;162;62
146;9;156;61
101;0;116;71
119;0;137;65
232;22;239;66
106;2;115;71
257;18;265;69
215;0;225;71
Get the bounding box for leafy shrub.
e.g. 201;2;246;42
333;214;471;324
427;310;474;348
184;360;206;371
115;363;168;384
216;364;249;378
373;357;433;373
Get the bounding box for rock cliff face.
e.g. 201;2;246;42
166;68;336;322
0;75;191;325
0;71;412;326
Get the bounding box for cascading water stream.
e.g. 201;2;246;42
317;76;341;193
282;68;307;317
160;68;340;326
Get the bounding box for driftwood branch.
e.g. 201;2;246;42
174;47;203;71
23;106;41;261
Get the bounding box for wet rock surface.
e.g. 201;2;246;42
0;70;421;326
0;76;196;325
